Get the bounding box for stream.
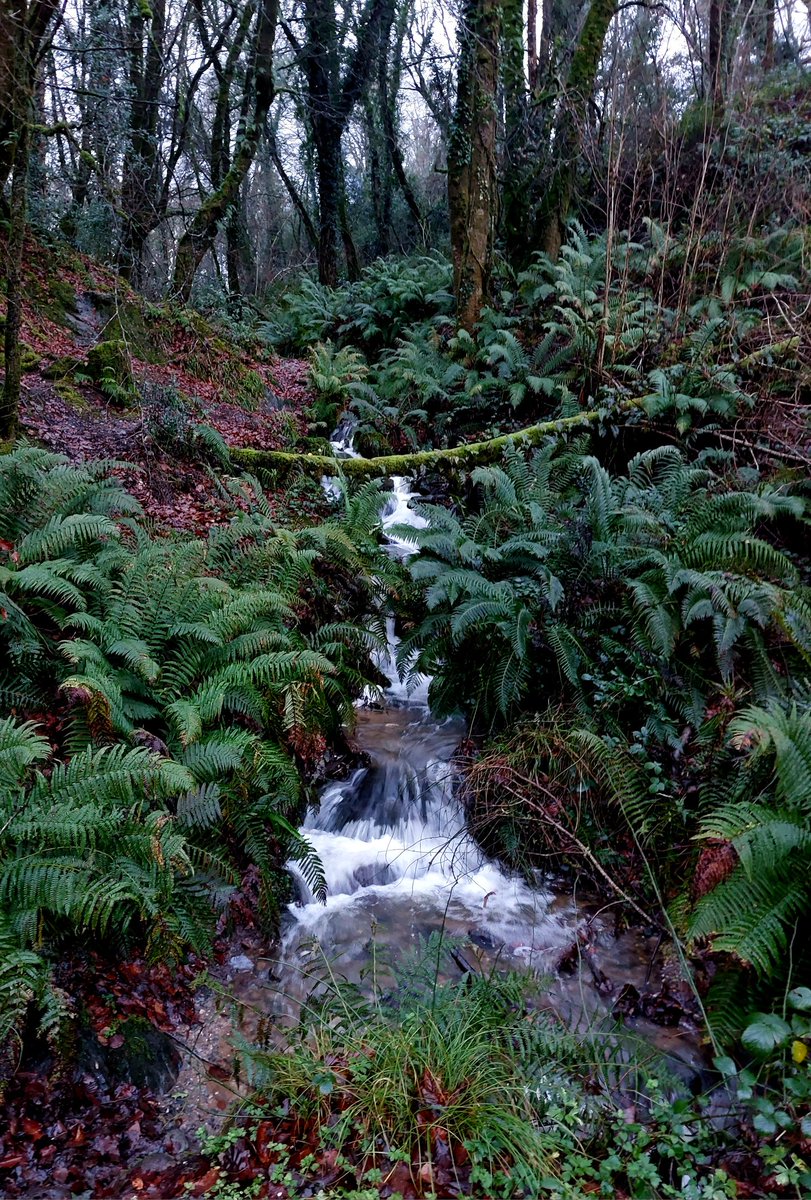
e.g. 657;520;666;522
282;473;582;993
166;446;706;1139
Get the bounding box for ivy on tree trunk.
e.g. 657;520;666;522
1;0;59;441
447;0;501;332
533;0;618;259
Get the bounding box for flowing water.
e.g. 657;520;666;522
276;441;704;1071
167;435;705;1135
282;472;578;987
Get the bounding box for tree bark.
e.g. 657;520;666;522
708;0;726;110
311;116;343;286
762;0;775;72
267;123;318;248
378;0;423;232
1;0;58;440
173;0;278;303
447;0;501;331
533;0;618;259
365;96;390;256
119;0;166;283
1;101;30;441
302;0;392;284
231;397;642;478
527;0;538;90
501;0;533;264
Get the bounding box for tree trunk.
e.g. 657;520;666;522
340;183;361;281
1;0;58;440
500;0;532;263
533;0;618;259
173;0;278;303
527;0;538;90
378;0;423;233
762;0;775;72
231;396;643;478
302;0;392;285
365;96;389;255
447;0;501;331
312;118;343;286
1;100;30;441
119;0;166;283
708;0;726;110
0;14;17;205
267;123;318;248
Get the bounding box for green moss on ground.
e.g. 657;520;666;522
20;343;40;371
54;380;91;411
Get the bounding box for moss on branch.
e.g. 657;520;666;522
231;400;642;479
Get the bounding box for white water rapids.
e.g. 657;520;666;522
167;428;705;1136
282;432;581;980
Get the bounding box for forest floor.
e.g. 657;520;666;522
12;235;327;532
19;358;314;532
1;245;344;1198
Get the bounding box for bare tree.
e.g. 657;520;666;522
173;0;279;302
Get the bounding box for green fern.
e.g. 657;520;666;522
690;701;811;979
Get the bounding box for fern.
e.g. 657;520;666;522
400;440;809;724
690;701;811;980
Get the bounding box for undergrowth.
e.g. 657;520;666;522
0;445;396;1059
210;939;755;1200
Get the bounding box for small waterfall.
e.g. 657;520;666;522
285;425;581;977
168;421;705;1123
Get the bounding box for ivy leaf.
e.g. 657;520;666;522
741;1013;791;1056
788;986;811;1012
752;1112;777;1135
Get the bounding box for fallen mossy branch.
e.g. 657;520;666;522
736;336;800;371
231;398;643;479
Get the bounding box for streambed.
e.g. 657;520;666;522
163;467;706;1143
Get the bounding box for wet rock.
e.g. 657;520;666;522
228;955;255;972
468;929;499;950
77;1017;181;1093
163;1128;190;1155
354;863;393;888
264;386;285;410
614;982;642;1017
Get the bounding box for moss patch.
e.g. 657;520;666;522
20;343;40;372
44;354;84;381
86;339;136;405
55;379;91;411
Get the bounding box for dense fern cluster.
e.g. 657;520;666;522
0;446;391;1054
272;222;803;460
398;443;808;721
260;254;454;353
397;441;810;1023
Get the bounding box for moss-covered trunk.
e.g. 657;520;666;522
533;0;618;260
118;0;166;284
172;0;278;303
500;0;532;265
231;398;641;479
447;0;501;332
1;103;30;441
2;0;58;440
